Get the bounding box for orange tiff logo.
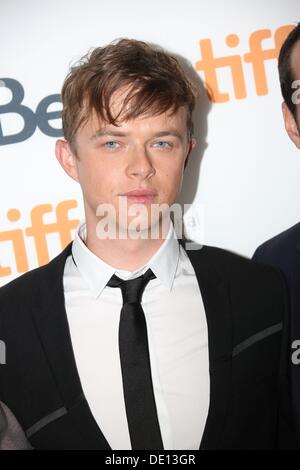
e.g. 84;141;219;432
0;200;80;278
195;25;294;102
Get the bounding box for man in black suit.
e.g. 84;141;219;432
0;38;296;450
253;23;300;445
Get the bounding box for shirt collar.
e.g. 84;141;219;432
71;220;179;299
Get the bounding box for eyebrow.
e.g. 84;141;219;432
90;129;183;142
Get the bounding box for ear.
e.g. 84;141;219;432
282;102;300;149
184;137;196;170
55;139;80;182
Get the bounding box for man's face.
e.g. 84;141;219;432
56;90;195;239
282;39;300;148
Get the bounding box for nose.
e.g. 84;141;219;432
126;146;156;180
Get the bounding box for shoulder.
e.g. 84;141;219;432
185;241;286;309
0;242;72;314
189;242;283;286
185;243;287;342
0;265;51;331
0;263;48;302
253;222;300;270
0;265;50;324
255;221;300;256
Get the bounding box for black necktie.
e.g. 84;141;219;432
107;268;164;450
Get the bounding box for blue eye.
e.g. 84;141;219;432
153;141;172;149
104;141;120;149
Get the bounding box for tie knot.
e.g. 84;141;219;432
107;268;156;304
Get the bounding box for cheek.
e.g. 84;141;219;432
158;172;183;200
82;167;101;191
159;156;184;175
162;162;185;183
79;157;114;188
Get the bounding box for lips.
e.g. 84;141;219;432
120;188;158;203
123;189;157;197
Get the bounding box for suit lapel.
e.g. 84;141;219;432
180;240;233;449
31;242;111;449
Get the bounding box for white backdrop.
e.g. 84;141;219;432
1;0;300;287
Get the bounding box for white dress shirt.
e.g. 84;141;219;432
63;220;210;450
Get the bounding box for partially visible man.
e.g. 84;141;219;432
0;401;32;450
253;22;300;444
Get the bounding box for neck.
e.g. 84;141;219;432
84;217;171;271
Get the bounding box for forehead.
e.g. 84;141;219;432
85;106;189;137
85;83;188;131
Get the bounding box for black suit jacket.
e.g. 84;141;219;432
0;240;296;449
254;221;300;445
